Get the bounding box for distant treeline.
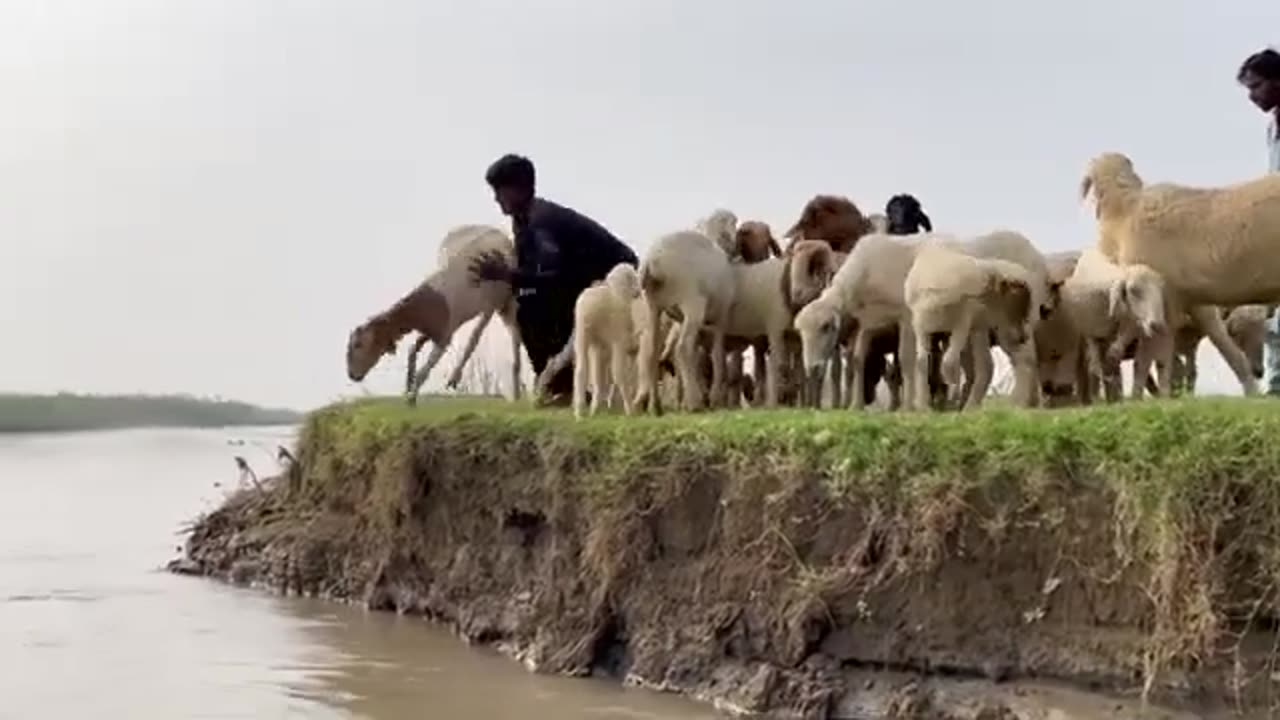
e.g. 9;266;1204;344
0;392;304;433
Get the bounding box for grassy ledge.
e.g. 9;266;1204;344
178;396;1280;718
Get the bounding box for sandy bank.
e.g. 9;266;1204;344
169;397;1280;719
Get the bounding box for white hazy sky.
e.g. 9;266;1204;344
3;0;1278;410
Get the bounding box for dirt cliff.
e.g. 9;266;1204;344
170;397;1280;719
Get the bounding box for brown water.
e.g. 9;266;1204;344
0;426;717;720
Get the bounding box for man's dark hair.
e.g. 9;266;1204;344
485;153;536;190
1238;48;1280;83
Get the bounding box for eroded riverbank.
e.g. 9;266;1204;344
169;397;1280;719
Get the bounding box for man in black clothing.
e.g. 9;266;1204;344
469;153;639;403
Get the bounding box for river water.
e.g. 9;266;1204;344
0;426;716;720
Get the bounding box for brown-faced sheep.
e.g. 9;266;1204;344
345;224;521;405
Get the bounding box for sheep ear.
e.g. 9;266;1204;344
919;212;932;232
783;222;803;240
1079;175;1094;202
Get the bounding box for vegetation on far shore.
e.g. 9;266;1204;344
0;392;303;433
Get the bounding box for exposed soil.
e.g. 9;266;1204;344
169;403;1280;719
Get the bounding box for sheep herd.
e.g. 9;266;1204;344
345;151;1280;418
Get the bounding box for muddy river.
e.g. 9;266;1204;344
0;426;716;719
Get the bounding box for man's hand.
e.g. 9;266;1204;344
468;250;512;285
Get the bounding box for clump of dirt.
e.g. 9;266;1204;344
169;399;1280;719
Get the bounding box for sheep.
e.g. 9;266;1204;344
345;224;521;405
1056;246;1185;401
734;220;784;263
1081;152;1280;309
1079;151;1280;395
795;229;1051;412
1034;250;1090;406
794;233;925;411
695;208;741;258
885;193;934;235
718;239;840;407
782;194;875;254
435;227;524;396
634;229;737;413
903;243;1039;411
570;263;646;419
1132;303;1269;395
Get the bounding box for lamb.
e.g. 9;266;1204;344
903;243;1039;411
1079;151;1278;396
1034;250;1090;405
634;229;738;413
345;224;522;405
570;263;646;419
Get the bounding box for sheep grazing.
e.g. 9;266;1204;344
782;194;875;254
345;224;521;405
635;229;737;413
1080;152;1280;310
1035;250;1089;405
885;193;933;235
794;233;925;411
570;263;646;419
903;243;1038;411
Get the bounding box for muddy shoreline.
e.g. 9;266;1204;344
169;398;1280;719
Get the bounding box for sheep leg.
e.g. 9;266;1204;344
572;331;590;420
409;341;450;401
828;349;843;409
849;327;874;410
1194;305;1259;396
940;309;977;390
445;310;494;389
1074;341;1094;405
589;344;609;416
899;318;919;411
764;330;786;408
964;329;994;411
1005;333;1040;408
499;301;524;401
911;320;933;412
612;342;635;415
676;303;709;412
404;334;431;402
886;355;903;411
708;328;728;410
634;297;664;415
1184;352;1198;395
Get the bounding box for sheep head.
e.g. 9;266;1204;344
1080;152;1143;220
604;262;642;300
346;317;397;382
885;193;933;234
983;269;1034;346
793;292;843;376
696;208;740;257
783;194;872;254
783;239;839;310
1107;264;1168;337
734;220;782;263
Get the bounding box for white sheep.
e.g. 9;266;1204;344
795;229;1051;412
345;224;522;405
903;243;1040;411
1057;247;1176;401
634;229;737;413
718;239;840;407
1034;250;1090;405
570;263;646;419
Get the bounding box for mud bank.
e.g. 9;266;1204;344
170;397;1280;719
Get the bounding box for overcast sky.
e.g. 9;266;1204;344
3;0;1278;409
